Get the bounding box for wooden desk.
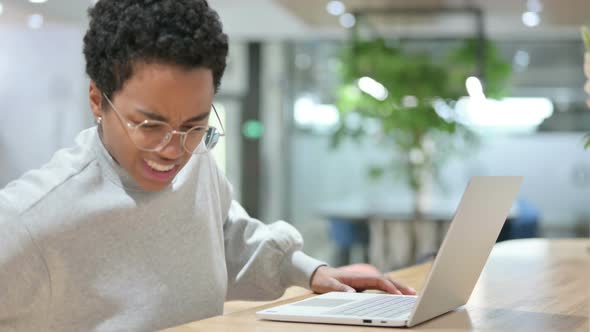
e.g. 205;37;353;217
163;239;589;332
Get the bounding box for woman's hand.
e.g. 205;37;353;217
310;266;417;295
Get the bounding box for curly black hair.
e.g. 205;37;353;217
83;0;228;100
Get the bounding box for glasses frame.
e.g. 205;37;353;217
102;93;225;154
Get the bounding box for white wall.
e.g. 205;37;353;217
0;25;92;186
290;132;590;230
259;42;290;223
446;133;590;225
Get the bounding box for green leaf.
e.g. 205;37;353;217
331;35;504;192
582;26;590;51
368;166;385;180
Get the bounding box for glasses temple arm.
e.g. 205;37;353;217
211;104;225;135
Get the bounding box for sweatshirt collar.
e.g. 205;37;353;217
92;126;170;192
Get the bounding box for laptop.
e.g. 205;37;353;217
257;176;523;327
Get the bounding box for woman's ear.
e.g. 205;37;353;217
89;81;103;120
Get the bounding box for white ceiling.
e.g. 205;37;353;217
0;0;310;38
0;0;91;24
275;0;590;39
0;0;588;39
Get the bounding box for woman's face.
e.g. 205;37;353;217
89;62;215;191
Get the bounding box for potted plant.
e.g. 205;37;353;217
582;26;590;148
331;37;511;262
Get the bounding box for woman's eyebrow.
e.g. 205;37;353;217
134;108;168;122
134;109;210;123
184;111;210;124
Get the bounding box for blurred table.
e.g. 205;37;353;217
320;198;522;269
319;198;459;267
162;238;589;332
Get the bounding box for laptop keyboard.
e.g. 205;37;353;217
324;295;416;319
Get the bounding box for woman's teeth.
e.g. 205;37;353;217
146;160;175;172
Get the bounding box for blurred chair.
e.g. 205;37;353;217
497;198;539;241
328;217;370;267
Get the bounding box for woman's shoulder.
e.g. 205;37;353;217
0;128;100;215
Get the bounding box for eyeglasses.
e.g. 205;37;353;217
102;94;225;154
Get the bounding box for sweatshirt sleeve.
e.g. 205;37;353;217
0;211;51;331
223;201;327;301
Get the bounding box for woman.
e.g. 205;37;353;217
0;1;414;331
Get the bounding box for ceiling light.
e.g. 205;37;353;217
0;3;4;16
294;97;340;130
456;97;553;130
29;0;48;3
326;1;345;16
358;76;388;101
465;76;486;100
522;11;540;27
27;14;44;29
339;12;356;29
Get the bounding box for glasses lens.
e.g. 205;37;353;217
132;122;172;151
191;105;224;154
205;127;220;150
124;115;222;154
184;126;208;153
190;127;220;154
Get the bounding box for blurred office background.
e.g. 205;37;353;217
0;0;589;270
